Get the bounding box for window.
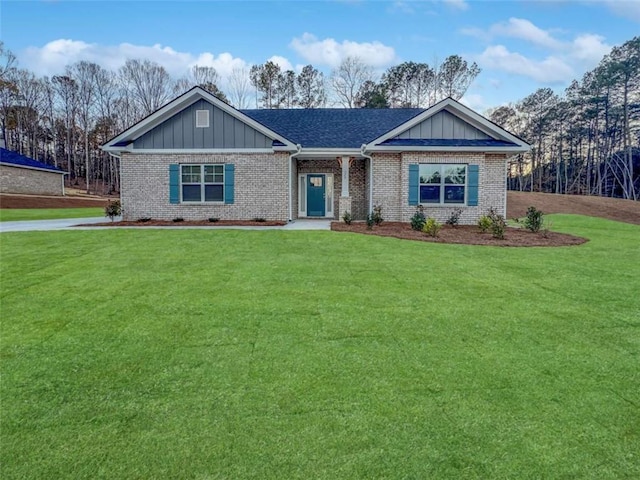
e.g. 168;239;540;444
181;164;224;202
195;109;209;128
419;164;466;205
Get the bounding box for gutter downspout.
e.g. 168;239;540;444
361;144;373;215
288;144;302;222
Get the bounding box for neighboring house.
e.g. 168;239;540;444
0;148;66;196
102;87;530;224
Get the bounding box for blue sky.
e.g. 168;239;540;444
2;0;639;111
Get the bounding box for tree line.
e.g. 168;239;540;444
0;37;637;200
488;36;639;200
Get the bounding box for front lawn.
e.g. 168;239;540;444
0;207;105;222
1;215;638;479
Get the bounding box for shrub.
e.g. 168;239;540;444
410;205;426;231
172;217;184;223
366;214;374;230
477;215;492;233
524;206;544;233
487;208;506;240
342;211;352;225
422;217;441;237
136;217;152;223
208;217;219;223
445;208;463;227
104;200;121;222
252;217;266;223
372;204;384;225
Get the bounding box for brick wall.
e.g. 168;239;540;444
120;152;289;221
0;165;64;196
371;152;508;224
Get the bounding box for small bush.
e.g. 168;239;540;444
524;206;544;233
104;200;122;222
136;217;152;223
445;208;463;227
172;217;184;223
410;205;426;231
342;211;352;225
477;215;492;233
252;217;266;223
372;204;384;225
366;214;374;230
208;217;219;223
487;208;506;240
422;217;441;237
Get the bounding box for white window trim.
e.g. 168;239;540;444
180;164;225;203
419;163;468;206
195;109;210;128
298;173;334;218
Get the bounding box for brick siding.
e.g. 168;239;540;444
0;165;64;196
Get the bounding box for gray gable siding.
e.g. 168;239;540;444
133;99;274;149
395;109;490;140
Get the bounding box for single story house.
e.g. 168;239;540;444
0;147;66;196
102;87;530;224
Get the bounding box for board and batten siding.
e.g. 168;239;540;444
395;109;490;140
133;99;274;149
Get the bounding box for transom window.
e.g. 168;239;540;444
419;164;467;204
181;164;224;202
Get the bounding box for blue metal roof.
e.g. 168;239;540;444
379;139;518;147
0;148;65;173
241;108;425;148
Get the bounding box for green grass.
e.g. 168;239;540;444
0;207;105;222
1;215;639;479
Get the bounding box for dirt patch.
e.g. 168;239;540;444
331;222;587;247
83;219;287;227
0;193;110;209
508;191;640;225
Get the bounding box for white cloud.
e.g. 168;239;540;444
462;17;612;84
477;45;574;84
443;0;469;11
601;0;640;22
289;33;397;68
267;55;294;72
459;93;487;112
20;39;250;86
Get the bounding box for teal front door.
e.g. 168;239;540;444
307;174;326;217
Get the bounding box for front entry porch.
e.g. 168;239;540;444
294;157;368;220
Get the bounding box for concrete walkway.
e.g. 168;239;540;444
0;217;332;233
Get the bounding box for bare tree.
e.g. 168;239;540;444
228;67;252;109
330;56;374;108
119;59;172;117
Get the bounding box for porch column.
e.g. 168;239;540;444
339;155;352;219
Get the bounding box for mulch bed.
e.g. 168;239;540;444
331;222;587;247
83;219;287;227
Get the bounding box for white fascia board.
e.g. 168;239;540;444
369;97;530;148
297;148;362;158
0;162;67;174
102;86;297;151
367;145;530;153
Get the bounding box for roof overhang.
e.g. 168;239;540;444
0;162;67;174
295;148;363;159
367;97;531;152
101;86;298;153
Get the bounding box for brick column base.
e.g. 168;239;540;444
339;196;352;220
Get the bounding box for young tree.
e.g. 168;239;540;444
330;56;374;108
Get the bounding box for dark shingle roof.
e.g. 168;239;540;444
379;139;518;147
241;108;424;148
0;148;65;173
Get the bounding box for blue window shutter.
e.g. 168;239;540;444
169;164;180;204
408;164;419;206
467;164;479;206
224;164;235;204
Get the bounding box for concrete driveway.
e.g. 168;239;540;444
0;218;331;233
